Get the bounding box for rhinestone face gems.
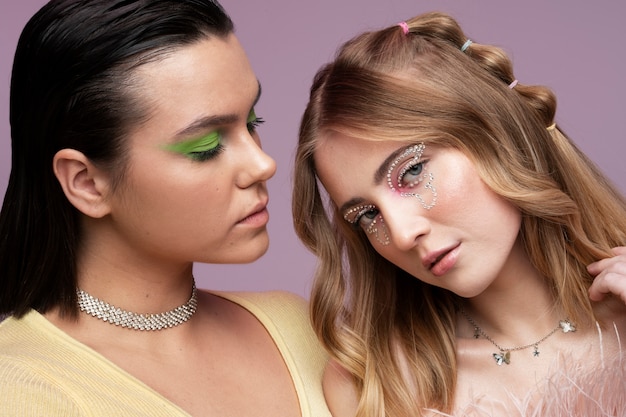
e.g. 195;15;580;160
341;143;437;246
343;204;391;245
386;143;437;210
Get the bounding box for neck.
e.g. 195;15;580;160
461;243;562;341
75;242;195;315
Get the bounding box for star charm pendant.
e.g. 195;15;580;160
533;345;540;357
493;351;510;365
473;326;480;339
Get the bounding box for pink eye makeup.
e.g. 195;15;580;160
343;204;390;246
386;143;437;210
340;143;437;247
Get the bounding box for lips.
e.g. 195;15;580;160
238;198;269;223
422;243;460;276
422;248;449;270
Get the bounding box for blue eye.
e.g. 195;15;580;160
344;204;380;230
387;143;428;191
343;204;390;245
398;161;426;189
357;208;379;226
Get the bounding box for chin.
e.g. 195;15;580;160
238;247;269;264
450;283;490;299
229;237;270;264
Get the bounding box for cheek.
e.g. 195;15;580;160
118;168;209;217
428;164;520;231
425;169;467;216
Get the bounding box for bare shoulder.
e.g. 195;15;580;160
323;359;359;417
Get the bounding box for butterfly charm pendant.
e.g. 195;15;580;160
559;320;576;333
493;351;510;365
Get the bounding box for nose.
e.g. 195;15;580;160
235;133;277;188
379;198;431;251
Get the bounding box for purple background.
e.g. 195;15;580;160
2;1;625;297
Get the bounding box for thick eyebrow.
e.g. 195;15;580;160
338;145;410;215
173;81;262;139
373;145;408;185
338;197;366;215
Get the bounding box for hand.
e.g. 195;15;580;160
587;247;626;304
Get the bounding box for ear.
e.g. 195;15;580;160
53;149;112;218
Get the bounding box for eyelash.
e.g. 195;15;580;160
344;204;380;229
355;209;379;229
247;117;265;133
188;142;225;162
397;160;427;189
387;143;428;191
190;114;265;162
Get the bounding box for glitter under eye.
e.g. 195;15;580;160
385;143;437;210
365;216;390;245
343;204;377;223
386;143;426;191
342;204;390;245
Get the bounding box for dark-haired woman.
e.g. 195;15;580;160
0;1;330;415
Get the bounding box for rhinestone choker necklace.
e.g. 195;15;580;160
77;281;198;331
461;309;576;365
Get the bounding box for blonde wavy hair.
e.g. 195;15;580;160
293;11;626;416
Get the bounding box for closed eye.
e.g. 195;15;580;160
165;131;224;162
188;142;225;161
247;108;265;133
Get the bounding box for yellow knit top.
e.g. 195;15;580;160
0;290;331;416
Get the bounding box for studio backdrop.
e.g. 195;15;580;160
1;0;624;296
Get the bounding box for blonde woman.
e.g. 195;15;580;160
293;11;626;416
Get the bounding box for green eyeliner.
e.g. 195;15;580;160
165;108;260;158
165;131;221;155
247;109;257;124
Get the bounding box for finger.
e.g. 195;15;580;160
588;282;608;302
611;246;626;256
588;247;626;275
587;257;615;276
589;271;626;304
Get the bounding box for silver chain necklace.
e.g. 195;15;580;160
460;309;576;365
77;281;198;331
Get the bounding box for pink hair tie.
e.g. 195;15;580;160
508;79;518;89
397;21;409;35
